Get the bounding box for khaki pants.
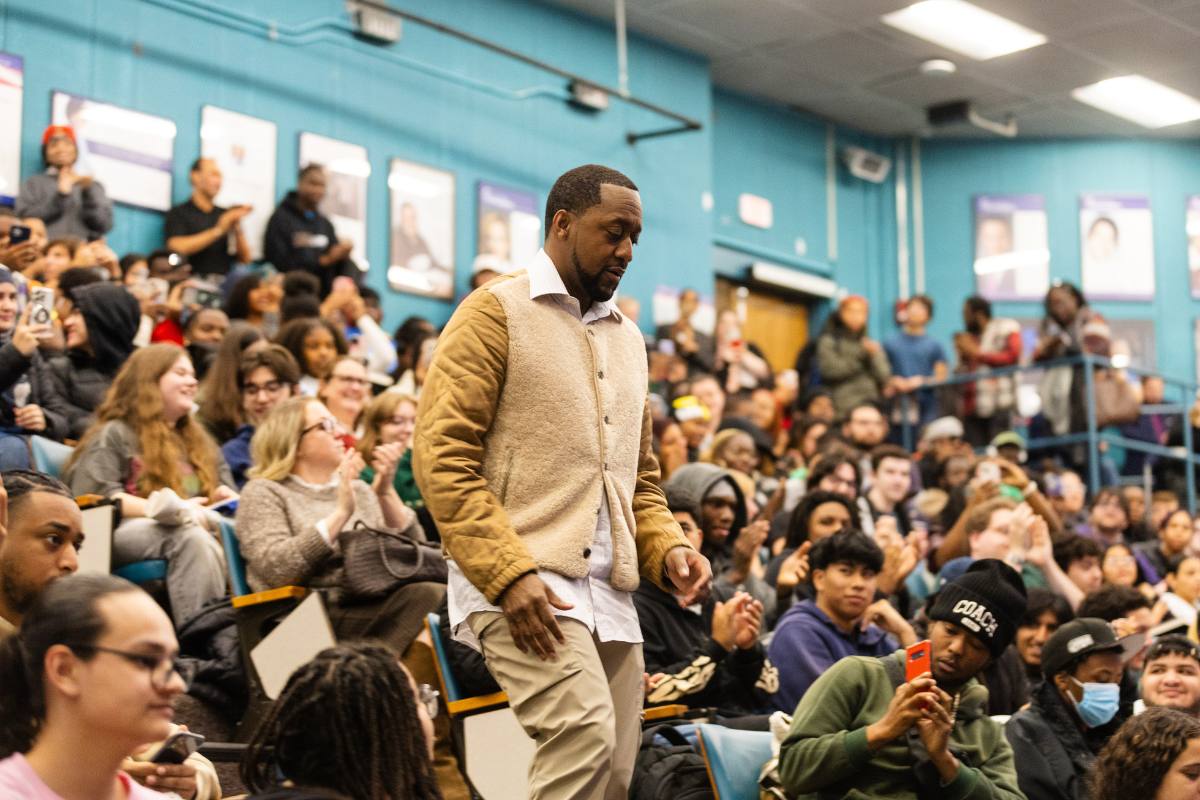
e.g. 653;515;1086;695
468;612;644;800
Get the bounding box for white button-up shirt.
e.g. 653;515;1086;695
447;249;643;650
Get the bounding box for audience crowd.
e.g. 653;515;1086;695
1;136;1199;800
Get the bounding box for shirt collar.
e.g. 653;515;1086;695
527;248;622;323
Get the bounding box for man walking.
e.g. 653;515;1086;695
415;164;710;800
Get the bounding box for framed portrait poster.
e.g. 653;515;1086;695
201;106;277;261
972;194;1049;301
0;54;23;204
299;132;370;273
1187;196;1200;298
51;90;176;211
1080;193;1155;301
475;180;540;275
388;159;454;299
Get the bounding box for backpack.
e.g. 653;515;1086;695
630;724;714;800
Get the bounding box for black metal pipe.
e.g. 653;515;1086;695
352;0;703;140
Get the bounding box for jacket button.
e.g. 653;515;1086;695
597;370;605;379
588;329;595;337
583;548;592;558
604;415;611;424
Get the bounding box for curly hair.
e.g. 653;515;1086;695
1089;706;1200;800
65;344;222;497
241;642;442;800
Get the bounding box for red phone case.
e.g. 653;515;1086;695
905;640;932;682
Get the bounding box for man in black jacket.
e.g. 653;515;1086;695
635;502;776;719
263;164;354;296
1006;617;1135;800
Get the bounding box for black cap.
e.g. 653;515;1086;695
928;558;1027;658
1040;618;1126;679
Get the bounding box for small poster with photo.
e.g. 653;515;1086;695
51;90;176;211
973;194;1050;301
299;132;370;273
388;159;455;299
201;106;277;261
1187;197;1200;298
475;181;540;276
1080;193;1155;301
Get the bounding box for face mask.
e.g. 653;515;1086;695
1068;676;1120;728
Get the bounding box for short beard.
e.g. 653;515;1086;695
571;248;614;303
0;560;36;616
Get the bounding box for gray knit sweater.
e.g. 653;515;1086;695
235;475;391;594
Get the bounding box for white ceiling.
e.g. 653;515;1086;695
541;0;1200;137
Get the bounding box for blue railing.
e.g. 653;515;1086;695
894;353;1200;513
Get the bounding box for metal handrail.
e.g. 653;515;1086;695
893;352;1199;512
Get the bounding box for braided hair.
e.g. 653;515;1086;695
241;643;442;800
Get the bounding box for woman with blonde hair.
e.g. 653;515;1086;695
63;343;235;627
236;395;443;653
319;354;370;436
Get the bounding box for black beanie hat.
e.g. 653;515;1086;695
928;558;1028;658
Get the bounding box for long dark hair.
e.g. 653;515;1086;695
241;643;442;800
0;574;139;758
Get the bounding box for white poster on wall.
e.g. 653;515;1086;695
201;106;276;261
388;158;455;299
1080;193;1155;301
0;54;23;204
973;194;1050;301
51;91;176;211
299;132;370;273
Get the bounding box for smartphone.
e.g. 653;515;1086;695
148;278;170;306
150;730;205;764
905;640;932;682
28;287;54;329
207;496;238;515
8;225;30;245
977;461;1001;484
181;283;222;309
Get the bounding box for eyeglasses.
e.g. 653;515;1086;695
302;417;339;437
331;374;370;387
417;683;440;718
387;416;416;427
242;380;288;397
65;643;189;690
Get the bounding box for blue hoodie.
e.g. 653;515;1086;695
768;598;896;712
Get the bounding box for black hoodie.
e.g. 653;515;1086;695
263;191;352;295
46;283;140;438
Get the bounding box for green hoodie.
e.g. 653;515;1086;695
778;650;1023;800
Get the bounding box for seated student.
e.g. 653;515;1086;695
1007;618;1132;800
318;354;369;435
778;559;1028;799
1102;542;1155;599
241;643;440;800
637;500;772;718
357;391;434;537
1134;508;1193;586
0;574;189;799
663;462;773;612
1014;588;1074;687
0;470;83;637
0;476;220;800
864;444;916;537
180;307;230;382
0;271;70;467
317;280;399;377
1089;706;1200;800
46;282;141;439
764;490;855;619
1052;534;1105;605
1139;636;1200;718
223;272;283;334
769;530;917;712
1076;487;1131;547
195;321;266;443
1162;554;1200;628
222;344;300;488
63;345;235;629
275;315;347;396
236;396;443;657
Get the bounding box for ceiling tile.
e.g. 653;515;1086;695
871;72;1030;110
653;0;844;48
796;91;926;135
766;30;922;87
1060;15;1200;73
973;44;1118;100
977;0;1146;38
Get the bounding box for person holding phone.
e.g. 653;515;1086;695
778;559;1028;799
15;125;113;241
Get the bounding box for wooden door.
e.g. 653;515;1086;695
715;278;810;375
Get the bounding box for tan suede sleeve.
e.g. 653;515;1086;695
632;398;694;591
413;288;538;603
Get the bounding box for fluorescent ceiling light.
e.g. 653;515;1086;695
882;0;1047;60
1071;75;1200;129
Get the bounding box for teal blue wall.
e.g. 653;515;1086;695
1;0;713;327
919;138;1200;384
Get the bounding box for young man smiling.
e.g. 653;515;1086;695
778;559;1027;799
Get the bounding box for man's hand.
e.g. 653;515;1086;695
711;594;739;651
916;684;959;783
866;674;942;749
733;595;763;650
14;404;46;432
862;599;917;646
121;759;198;799
0;241;39;270
1023;514;1052;569
776;540;812;594
732;518;769;572
218;205;252;232
665;546;711;606
500;573;574;661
